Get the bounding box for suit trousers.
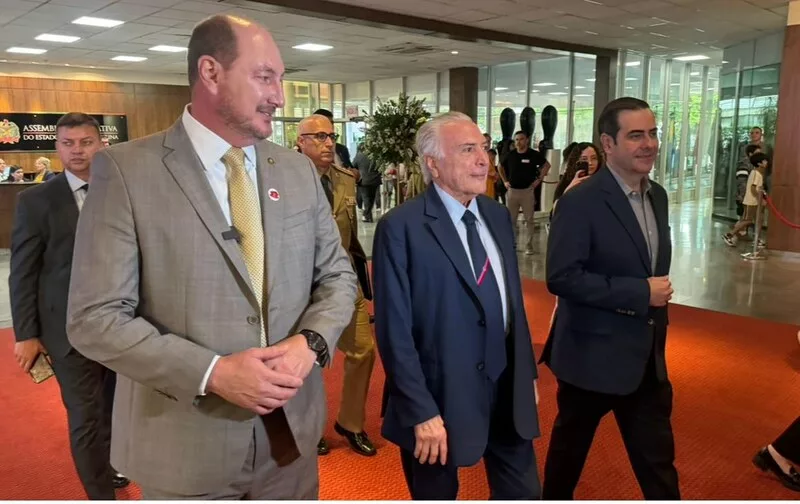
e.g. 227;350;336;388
399;367;540;500
50;348;116;500
140;410;319;500
359;184;380;220
773;416;800;466
336;287;376;433
542;369;680;500
506;186;535;251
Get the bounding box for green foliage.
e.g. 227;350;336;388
362;93;431;168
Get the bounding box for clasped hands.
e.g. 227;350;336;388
206;334;317;415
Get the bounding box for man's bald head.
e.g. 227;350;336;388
297;115;336;170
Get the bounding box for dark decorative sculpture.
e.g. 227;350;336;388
520;107;536;147
541;105;558;151
496;108;516;163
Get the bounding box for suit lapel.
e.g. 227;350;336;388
600;167;652;274
255;142;285;298
424;185;481;305
53;174;79;236
162;120;257;306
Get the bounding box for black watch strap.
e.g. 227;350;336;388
300;329;329;367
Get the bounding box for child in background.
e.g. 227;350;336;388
724;152;769;247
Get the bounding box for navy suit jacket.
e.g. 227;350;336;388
543;166;672;396
372;184;540;467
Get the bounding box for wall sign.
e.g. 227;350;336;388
0;113;128;152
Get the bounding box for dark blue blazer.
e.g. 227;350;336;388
372;184;540;467
543;166;672;396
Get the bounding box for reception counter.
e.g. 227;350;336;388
0;183;36;249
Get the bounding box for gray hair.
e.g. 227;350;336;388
415;111;475;184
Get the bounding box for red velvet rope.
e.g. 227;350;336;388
764;193;800;230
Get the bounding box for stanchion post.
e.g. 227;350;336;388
742;189;767;261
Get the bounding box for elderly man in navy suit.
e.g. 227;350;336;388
372;111;540;500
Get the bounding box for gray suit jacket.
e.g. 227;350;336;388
66;119;357;494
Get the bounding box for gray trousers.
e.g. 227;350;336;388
140;413;319;500
506;186;536;250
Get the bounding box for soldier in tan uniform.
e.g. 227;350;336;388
297;115;377;457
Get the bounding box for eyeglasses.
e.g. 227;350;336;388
300;132;339;143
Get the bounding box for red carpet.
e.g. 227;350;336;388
1;279;798;500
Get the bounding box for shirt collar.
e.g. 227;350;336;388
433;183;482;227
64;169;87;193
181;105;256;170
607;163;651;196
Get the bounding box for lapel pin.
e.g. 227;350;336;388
267;157;275;165
268;188;280;201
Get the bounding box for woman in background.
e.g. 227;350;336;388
33;157;55;183
482;133;498;199
552;142;602;205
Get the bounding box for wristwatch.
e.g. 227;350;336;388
300;329;329;367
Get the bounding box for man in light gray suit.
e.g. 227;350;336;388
66;14;357;500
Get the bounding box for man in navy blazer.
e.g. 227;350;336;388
541;97;679;499
372;112;540;500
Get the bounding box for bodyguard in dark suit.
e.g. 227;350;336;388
372;112;540;500
9;113;127;500
542;97;679;499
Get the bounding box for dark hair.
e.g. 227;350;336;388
187;15;239;88
56;112;100;136
314;109;334;120
563;141;579;161
553;142;602;201
597;97;651;143
750;126;763;133
750;152;769;168
745;144;761;157
513;130;527;138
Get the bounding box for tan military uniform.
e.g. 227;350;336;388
324;164;375;433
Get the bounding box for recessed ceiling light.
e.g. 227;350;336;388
585;31;598;35
586;78;596;82
626;61;641;67
292;43;333;52
533;82;557;87
451;50;459;55
72;16;124;28
494;87;508;91
112;55;147;62
149;45;187;53
549;92;568;96
675;54;709;61
7;47;46;54
35;34;80;43
695;28;706;33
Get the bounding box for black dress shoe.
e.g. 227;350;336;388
112;472;130;489
334;422;377;456
317;437;330;456
753;447;800;492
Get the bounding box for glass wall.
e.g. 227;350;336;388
618;51;722;205
572;54;596;145
406;73;437;114
713;32;782;220
438;71;449;113
491;62;528;142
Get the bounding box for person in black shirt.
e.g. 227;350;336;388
498;131;550;255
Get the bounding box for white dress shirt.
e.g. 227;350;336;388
181;105;259;226
433;183;509;330
181;105;261;395
64;169;89;211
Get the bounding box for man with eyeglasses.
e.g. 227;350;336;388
297;114;377;458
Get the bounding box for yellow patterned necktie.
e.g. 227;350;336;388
222;147;266;347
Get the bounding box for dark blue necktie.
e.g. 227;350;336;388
462;210;507;381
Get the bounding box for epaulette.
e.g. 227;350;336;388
332;164;355;178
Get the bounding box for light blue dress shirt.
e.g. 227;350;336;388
181;105;259;226
433;183;509;330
